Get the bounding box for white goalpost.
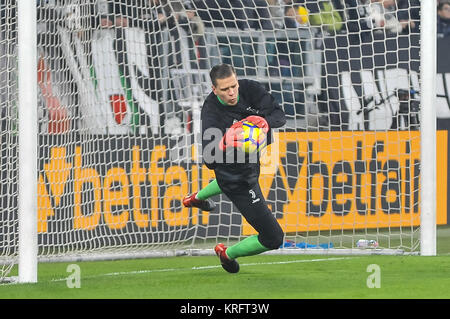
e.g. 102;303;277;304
419;0;437;256
0;0;439;283
17;0;38;284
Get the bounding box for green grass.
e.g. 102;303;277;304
1;255;450;299
1;226;449;299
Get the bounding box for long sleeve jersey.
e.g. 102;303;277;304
201;79;286;192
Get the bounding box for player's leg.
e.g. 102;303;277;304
214;183;284;273
225;183;284;259
183;179;222;211
196;179;223;200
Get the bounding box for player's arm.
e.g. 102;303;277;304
201;111;244;169
258;93;286;129
245;80;286;129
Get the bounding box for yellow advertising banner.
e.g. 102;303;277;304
36;131;448;236
243;131;448;235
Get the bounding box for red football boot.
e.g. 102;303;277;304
214;243;240;273
182;192;216;211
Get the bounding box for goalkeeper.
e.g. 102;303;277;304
183;64;286;273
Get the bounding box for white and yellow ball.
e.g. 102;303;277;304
241;121;267;154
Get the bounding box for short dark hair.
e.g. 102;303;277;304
439;1;450;10
210;64;236;86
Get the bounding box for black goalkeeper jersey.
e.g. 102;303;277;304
201;79;286;193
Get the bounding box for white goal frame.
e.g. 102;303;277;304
419;0;437;257
17;0;38;283
12;0;437;283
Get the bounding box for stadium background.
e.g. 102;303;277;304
1;1;448;253
5;33;449;245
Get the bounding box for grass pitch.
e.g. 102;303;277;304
1;255;450;299
1;226;450;300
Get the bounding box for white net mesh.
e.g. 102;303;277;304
0;2;18;280
1;0;434;278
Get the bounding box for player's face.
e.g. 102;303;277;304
212;73;239;106
440;4;450;19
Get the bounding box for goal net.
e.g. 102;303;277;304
0;2;18;280
0;0;441;280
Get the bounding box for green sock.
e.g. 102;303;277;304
196;179;222;200
225;235;270;260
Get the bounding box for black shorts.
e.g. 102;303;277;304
217;179;284;250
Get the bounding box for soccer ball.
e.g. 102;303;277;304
241;121;267;154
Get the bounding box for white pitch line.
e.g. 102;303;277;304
50;256;355;283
